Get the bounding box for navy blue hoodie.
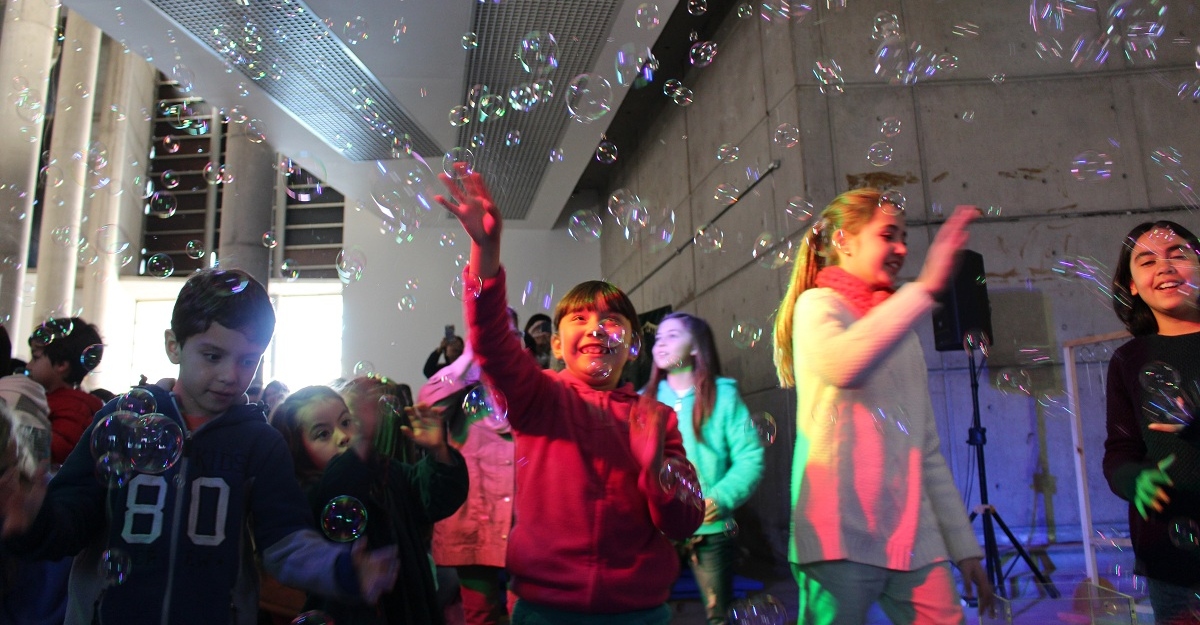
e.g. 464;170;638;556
5;385;358;624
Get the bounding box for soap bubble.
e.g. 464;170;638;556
753;233;793;269
462;384;509;424
595;140;618;164
442;147;475;178
867;142;894;166
694;226;724;253
636;3;661;29
462;32;478;50
95;451;133;488
321;495;368;542
144;253;174;278
505;131;522;147
880;117;902;138
1070;150;1114;182
281;259;299;281
451;274;484;301
747;412;777;446
565;73;612;123
717;144;740;164
1140;362;1192;425
723;519;740;537
670;87;694;106
449;105;470;127
90;411;134;459
261;231;278;249
774;123;800;148
658;457;704;509
147;191;177;219
100;548;132;587
397;295;416;311
291;612;335;625
185;240;205;259
812;59;845;94
353;361;375;377
518;31;559;75
1168;517;1200;551
119;388;158;415
728;594;787;625
689;41;718;67
80;344;104;372
786;196;814;223
128;413;184;474
878;189;906;214
688;0;708;15
730;318;763;349
568;209;604;241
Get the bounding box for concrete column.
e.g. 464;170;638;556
33;11;101;323
79;41;156;335
0;0;60;333
217;124;275;287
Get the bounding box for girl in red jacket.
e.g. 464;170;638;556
437;168;703;625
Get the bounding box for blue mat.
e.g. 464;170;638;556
669;569;765;600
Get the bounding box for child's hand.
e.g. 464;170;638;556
917;205;979;294
702;498;722;524
0;461;47;538
402;403;452;463
435;167;502;279
1134;454;1174;520
351;540;399;605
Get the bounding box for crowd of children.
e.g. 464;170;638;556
0;171;1194;625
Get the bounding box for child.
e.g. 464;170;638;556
1103;221;1200;624
26;317;104;465
645;312;765;624
436;169;703;624
0;268;398;625
772;189;992;624
269;383;468;625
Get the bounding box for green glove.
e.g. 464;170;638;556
1134;454;1175;520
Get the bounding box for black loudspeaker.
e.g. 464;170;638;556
932;250;993;352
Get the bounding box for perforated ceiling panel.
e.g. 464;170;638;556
149;0;442;162
459;1;622;220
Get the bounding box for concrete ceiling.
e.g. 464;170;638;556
62;0;732;230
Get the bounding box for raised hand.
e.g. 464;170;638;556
917;205;979;294
1134;454;1174;520
402;403;452;464
436;167;503;279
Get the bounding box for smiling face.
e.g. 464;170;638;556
652;317;696;373
552;307;636;391
297;396;356;471
837;207;908;289
1128;227;1200;328
165;322;267;420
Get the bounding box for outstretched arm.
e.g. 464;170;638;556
436;167;502;280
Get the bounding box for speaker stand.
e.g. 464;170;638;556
963;344;1060;601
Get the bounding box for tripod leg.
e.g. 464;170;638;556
989;509;1061;599
980;512;1005;599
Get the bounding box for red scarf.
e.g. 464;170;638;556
815;266;894;317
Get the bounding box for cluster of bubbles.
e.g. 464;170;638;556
1051;255;1126;306
89;398;184;497
320;495;369;542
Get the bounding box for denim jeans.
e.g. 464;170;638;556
792;560;964;625
686;533;737;625
1147;577;1200;624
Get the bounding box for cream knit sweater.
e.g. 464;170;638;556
788;283;983;570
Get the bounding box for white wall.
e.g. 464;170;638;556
339;201;601;390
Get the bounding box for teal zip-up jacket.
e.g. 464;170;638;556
655;377;765;535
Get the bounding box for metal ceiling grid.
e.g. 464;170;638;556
149;0;442;162
459;0;622;220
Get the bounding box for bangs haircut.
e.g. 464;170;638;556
269;385;344;486
172;269;276;347
1112;220;1200;337
553;280;641;342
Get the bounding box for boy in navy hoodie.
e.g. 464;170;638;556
0;269;397;625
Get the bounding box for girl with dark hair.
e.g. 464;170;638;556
646;312;764;625
1103;221;1200;624
269;384;468;624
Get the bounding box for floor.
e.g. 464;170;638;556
667;542;1156;624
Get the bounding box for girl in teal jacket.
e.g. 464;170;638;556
646;312;766;625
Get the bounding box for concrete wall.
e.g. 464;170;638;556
601;2;1200;570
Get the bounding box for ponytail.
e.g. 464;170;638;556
773;188;885;388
